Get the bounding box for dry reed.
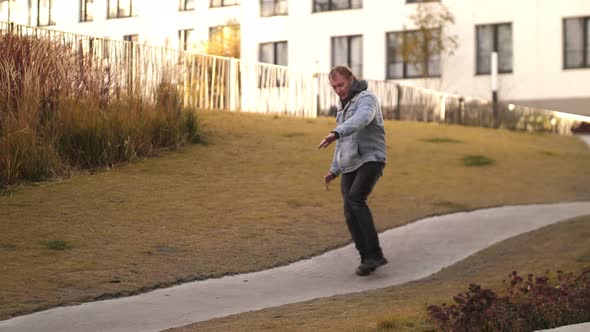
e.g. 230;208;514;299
0;32;200;188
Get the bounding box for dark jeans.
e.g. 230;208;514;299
340;161;385;261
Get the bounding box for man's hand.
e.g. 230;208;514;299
318;132;337;149
324;172;336;191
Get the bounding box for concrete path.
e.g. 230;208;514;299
1;202;589;332
578;134;590;148
540;323;590;332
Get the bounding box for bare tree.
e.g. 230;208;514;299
402;2;459;80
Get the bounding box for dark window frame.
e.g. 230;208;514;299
475;22;513;75
79;0;94;22
123;34;138;43
178;29;193;51
260;0;287;17
331;34;363;78
210;0;239;8
179;0;195;11
563;16;590;69
0;1;10;23
385;29;442;79
107;0;134;19
258;41;289;87
258;40;288;65
123;34;138;82
313;0;362;13
37;0;55;26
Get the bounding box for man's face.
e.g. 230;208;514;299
329;72;353;100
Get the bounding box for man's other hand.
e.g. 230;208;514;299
318;132;337;149
324;172;336;191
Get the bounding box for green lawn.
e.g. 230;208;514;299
1;110;589;320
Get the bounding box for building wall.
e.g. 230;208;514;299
1;0;589;114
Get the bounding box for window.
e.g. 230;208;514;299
108;0;134;19
564;17;590;69
210;0;239;7
476;23;513;74
260;0;287;17
259;41;288;65
332;35;362;77
179;29;193;51
123;34;138;61
259;41;288;87
386;30;441;79
313;0;361;13
124;34;138;43
1;0;13;22
37;0;55;26
80;0;94;22
179;0;194;11
102;38;114;59
209;24;241;58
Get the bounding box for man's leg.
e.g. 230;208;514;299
345;162;386;275
341;170;367;261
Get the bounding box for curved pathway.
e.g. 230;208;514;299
1;202;589;332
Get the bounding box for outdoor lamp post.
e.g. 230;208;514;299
491;51;499;127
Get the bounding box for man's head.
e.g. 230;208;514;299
329;65;356;101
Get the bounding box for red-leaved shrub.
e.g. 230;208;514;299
428;268;590;331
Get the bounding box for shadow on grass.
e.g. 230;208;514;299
281;132;307;138
432;201;469;210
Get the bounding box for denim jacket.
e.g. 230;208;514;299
329;89;387;176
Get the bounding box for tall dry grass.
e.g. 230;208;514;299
0;33;200;188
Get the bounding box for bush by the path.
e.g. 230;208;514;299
428;269;590;331
0;33;200;188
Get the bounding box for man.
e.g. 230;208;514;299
318;65;388;276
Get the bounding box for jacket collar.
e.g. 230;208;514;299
341;79;368;107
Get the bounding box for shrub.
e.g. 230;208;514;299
427;269;590;331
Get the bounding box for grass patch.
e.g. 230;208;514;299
1;110;589;320
0;243;17;251
44;240;72;251
0;186;19;197
540;150;559;156
286;199;304;208
281;132;307;138
462;155;495;167
375;316;428;331
421;137;463;144
432;201;468;210
171;215;590;332
286;199;323;208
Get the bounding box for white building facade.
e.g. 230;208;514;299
1;0;589;115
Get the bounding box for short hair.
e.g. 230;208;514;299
329;65;356;81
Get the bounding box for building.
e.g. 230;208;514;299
1;0;589;115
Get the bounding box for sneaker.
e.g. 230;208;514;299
355;257;388;276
